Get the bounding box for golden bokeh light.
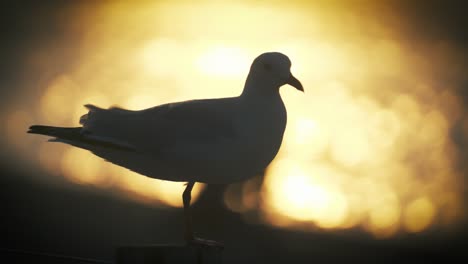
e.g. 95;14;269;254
284;117;329;159
403;197;436;233
197;46;249;78
40;76;81;125
37;142;67;176
224;177;260;214
61;148;106;185
367;189;401;237
224;184;247;214
263;160;349;229
139;38;188;78
4;1;466;236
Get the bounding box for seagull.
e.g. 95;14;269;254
28;52;303;247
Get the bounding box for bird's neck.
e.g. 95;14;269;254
241;73;281;98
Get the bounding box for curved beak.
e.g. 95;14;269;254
287;74;304;92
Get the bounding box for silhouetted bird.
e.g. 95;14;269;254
28;52;303;247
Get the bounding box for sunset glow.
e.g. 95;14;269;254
3;1;465;237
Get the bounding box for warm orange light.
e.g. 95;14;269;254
403;197;436;233
124;94;160;110
7;0;463;236
197;46;249;78
263;160;349;228
61;148;106;185
285;117;329;159
40;76;80;125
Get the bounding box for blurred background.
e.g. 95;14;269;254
1;0;467;263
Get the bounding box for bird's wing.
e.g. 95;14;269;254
80;98;238;154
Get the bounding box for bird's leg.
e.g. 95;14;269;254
183;181;195;242
182;181;224;249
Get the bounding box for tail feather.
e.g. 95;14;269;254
27;125;82;138
27;125;135;152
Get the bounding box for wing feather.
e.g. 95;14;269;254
80;98;238;153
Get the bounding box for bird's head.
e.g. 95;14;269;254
248;52;303;92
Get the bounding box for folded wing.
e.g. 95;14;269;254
80;98;238;155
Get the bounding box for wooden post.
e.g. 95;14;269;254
116;244;223;264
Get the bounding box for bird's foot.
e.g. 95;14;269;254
188;237;224;250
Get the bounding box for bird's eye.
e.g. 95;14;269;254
263;63;272;71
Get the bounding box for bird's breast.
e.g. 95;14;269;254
235;96;287;168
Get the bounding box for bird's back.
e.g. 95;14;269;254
77;94;286;184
